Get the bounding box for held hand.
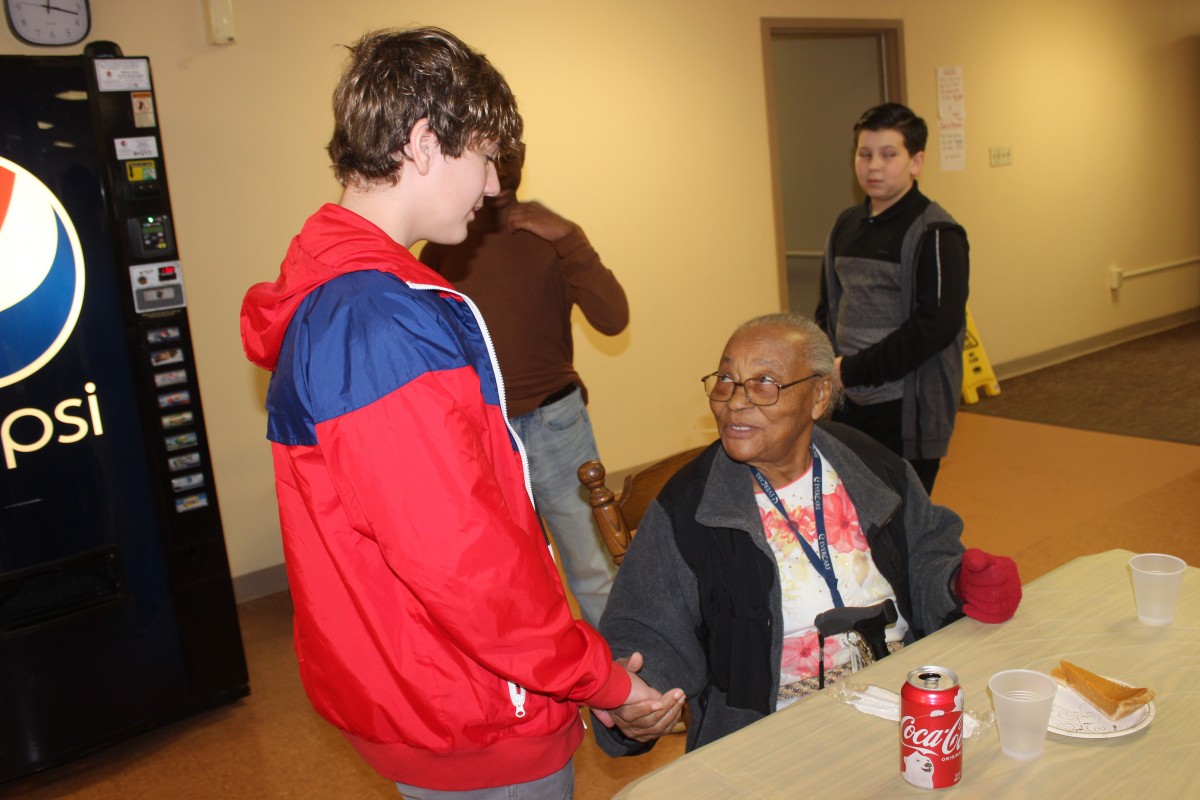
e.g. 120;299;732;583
956;547;1022;623
505;200;577;242
592;655;658;728
590;652;648;729
611;683;686;743
593;652;686;743
622;667;662;706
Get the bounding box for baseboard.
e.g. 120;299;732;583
993;308;1200;380
233;562;289;604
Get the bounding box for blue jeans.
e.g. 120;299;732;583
509;387;616;626
396;760;573;799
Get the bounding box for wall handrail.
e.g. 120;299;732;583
1123;257;1199;280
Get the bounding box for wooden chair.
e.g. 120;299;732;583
579;447;707;735
577;446;707;565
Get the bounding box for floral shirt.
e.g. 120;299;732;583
755;447;909;706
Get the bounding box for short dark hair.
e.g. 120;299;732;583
327;27;524;187
853;102;927;155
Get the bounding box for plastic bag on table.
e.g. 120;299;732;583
829;682;995;739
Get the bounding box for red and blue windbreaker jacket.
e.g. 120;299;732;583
240;204;629;789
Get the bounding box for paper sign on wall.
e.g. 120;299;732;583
937;67;966;171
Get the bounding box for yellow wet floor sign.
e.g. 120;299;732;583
962;307;1001;404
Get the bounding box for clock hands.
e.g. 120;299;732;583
14;0;80;15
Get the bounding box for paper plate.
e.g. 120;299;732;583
1047;679;1154;738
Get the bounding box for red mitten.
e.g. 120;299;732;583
955;548;1021;623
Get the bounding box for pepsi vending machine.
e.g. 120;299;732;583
0;45;248;782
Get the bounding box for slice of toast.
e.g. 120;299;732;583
1050;660;1155;720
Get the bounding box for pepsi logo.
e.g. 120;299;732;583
0;157;86;388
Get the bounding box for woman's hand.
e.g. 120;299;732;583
593;652;686;743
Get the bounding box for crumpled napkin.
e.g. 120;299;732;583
830;683;994;738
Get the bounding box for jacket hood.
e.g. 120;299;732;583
241;203;453;371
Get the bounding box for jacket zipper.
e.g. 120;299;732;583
508;682;527;718
408;283;534;719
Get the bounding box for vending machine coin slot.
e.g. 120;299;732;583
130;261;187;313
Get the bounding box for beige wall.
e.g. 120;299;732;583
5;0;1198;583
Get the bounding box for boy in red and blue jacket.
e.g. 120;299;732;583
240;28;660;796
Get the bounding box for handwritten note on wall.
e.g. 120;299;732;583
937;67;965;171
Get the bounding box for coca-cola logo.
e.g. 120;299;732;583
901;714;963;757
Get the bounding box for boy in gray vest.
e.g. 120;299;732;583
815;103;969;494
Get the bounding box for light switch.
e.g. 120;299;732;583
988;146;1013;167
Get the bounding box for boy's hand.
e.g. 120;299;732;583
505;201;577;242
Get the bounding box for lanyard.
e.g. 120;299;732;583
750;447;844;608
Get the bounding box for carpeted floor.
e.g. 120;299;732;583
962;320;1200;445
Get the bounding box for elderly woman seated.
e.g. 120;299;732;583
593;312;1021;755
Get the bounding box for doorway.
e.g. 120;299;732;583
762;19;906;315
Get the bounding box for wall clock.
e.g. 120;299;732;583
5;0;91;47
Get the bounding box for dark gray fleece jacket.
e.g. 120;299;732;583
594;421;965;756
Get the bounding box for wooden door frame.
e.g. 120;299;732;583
761;18;906;309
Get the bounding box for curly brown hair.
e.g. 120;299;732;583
327;27;524;187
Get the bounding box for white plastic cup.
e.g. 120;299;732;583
988;670;1057;761
1129;553;1187;625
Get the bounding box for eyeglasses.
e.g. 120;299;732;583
701;372;820;406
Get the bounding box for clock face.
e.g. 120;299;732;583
6;0;91;47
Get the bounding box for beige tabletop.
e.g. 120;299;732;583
614;549;1199;798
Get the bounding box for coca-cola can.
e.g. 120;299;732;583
900;666;964;790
